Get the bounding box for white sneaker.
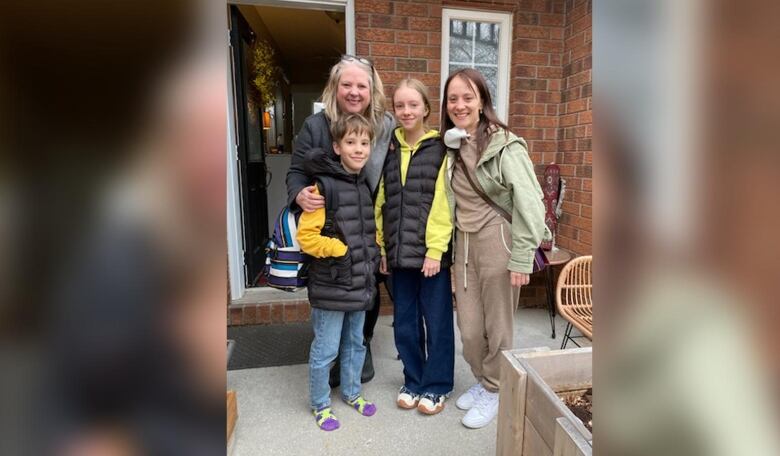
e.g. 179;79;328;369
397;386;420;409
456;383;485;410
462;390;499;429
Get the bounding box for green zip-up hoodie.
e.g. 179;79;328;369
443;127;551;273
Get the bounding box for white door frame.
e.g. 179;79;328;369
226;0;354;300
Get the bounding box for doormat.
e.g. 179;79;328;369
228;323;313;370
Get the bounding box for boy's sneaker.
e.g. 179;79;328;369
462;390;499;429
313;406;340;432
456;383;485;410
417;392;446;415
397;386;420;409
345;395;377;417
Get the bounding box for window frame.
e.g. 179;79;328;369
440;8;513;123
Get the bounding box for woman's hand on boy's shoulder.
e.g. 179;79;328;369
296;185;325;212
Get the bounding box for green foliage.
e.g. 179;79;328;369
252;39;278;109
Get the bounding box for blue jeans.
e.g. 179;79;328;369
309;308;366;410
392;268;454;395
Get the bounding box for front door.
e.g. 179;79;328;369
230;5;270;286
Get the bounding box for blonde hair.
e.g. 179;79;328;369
330;114;374;143
321;57;386;138
392;78;432;129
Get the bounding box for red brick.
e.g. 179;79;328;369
574;125;588;138
416;72;440;86
409;17;440;32
537;66;562;78
576;165;592;178
357;42;370;55
370;14;408;29
533;140;557;152
571;42;591;61
539;39;564;53
283;304;297;322
515;12;540;25
534;116;558;128
429;5;442;18
579;229;592;246
565;33;584;50
396;58;427;72
578;110;592;124
548;79;561;91
516;25;550;39
258;304;271;324
229;307;242;326
543;128;558;140
428;32;441;46
356;13;370;28
516;78;548;91
270;304;283;323
572;14;591;35
243;305;256;324
582;178;592;192
356;0;392;14
515;38;539;52
373;56;395;72
573;190;592;205
539;13;565;27
397;31;427;45
538;91;562;104
511;90;536;103
568;69;591;88
581;205;592;219
566;98;588;113
559;138;576;151
372;43;409;57
514;103;546;115
513;65;537;78
546;105;558;116
563;152;583;164
409;46;439;59
510;114;534;127
519;0;553;13
395;3;428;17
550;28;564;40
515;128;545;140
357;28;396;43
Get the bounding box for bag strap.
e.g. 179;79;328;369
454;150;512;223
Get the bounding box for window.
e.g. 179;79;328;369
441;9;512;122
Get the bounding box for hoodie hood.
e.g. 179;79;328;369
478;127;528;166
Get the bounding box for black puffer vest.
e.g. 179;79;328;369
382;134;452;269
303;149;379;311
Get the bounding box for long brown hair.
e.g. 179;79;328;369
440;68;509;152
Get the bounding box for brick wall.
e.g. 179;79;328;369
557;0;592;255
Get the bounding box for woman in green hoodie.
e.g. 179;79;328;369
440;68;549;429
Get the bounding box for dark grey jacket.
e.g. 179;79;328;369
303;148;380;311
287;111;395;208
382;135;452;269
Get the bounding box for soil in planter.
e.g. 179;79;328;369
560;388;592;433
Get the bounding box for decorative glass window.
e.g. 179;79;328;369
441;9;512;122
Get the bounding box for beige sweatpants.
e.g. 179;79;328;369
453;221;521;393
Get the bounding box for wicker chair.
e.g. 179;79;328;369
556;255;592;349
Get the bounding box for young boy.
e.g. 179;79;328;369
297;114;380;431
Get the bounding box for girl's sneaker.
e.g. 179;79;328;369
456;383;486;410
345;395;377;417
397;386;420;409
313;406;340;431
417;392;446;415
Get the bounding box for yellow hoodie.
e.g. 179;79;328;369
375;128;452;261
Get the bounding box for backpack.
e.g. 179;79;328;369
263;177;338;291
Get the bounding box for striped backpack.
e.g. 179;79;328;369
263;177;337;291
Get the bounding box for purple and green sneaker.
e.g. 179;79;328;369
345;395;377;417
313;406;340;431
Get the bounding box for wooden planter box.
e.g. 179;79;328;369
497;347;592;456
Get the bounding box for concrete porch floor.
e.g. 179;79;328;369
227;308;591;456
